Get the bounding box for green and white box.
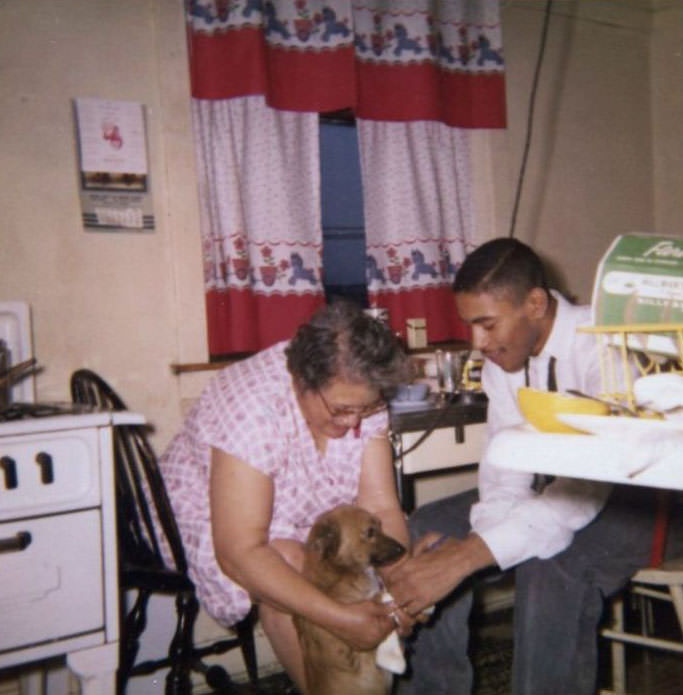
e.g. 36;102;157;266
592;233;683;356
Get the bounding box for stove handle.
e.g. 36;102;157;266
1;456;18;489
36;451;54;484
0;531;32;554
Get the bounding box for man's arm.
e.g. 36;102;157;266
385;532;495;616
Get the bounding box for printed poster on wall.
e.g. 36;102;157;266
73;97;154;231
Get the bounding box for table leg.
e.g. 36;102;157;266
18;667;45;695
66;643;118;695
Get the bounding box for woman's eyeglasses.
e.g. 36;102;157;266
317;389;387;420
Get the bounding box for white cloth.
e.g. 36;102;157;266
634;373;683;413
470;292;612;570
376;630;406;674
376;592;406;674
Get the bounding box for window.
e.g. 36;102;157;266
319;114;368;307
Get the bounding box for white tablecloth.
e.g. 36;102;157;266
487;417;683;490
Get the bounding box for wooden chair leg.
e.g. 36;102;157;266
236;611;259;684
118;590;151;694
601;594;627;695
670;585;683;629
165;591;198;695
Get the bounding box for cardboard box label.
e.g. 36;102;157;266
592;234;683;355
406;318;427;349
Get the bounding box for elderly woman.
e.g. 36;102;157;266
159;301;414;691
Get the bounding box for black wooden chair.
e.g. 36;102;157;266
70;369;258;695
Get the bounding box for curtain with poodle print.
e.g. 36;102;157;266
359;120;479;343
192;97;324;356
187;0;505;354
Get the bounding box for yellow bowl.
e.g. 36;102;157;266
517;387;610;434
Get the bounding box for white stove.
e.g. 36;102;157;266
0;410;143;694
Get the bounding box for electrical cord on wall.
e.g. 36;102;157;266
508;0;555;238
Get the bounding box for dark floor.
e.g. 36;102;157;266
597;596;683;695
227;600;683;695
620;650;683;695
238;648;683;695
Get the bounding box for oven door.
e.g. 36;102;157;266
0;509;104;653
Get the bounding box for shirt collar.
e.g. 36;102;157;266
534;290;574;362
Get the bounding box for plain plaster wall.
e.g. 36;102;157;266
0;0;206;453
0;0;681;686
651;1;683;233
482;0;663;302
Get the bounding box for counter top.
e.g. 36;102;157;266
389;391;487;434
0;408;145;436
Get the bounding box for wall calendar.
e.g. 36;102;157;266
73;97;154;232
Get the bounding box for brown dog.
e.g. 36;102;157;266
294;504;407;695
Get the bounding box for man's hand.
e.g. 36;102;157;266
385;533;495;616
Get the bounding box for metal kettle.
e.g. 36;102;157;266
0;341;36;409
0;340;10;409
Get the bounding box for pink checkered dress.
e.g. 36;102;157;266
159;341;388;627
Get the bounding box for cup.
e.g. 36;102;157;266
435;350;469;394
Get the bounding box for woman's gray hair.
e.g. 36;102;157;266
285;300;414;399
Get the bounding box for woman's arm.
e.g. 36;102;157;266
209;447;395;649
356;433;410;548
356;433;419;633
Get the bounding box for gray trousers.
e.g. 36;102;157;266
395;485;660;695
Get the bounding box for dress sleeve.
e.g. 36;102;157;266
194;373;287;477
362;408;390;440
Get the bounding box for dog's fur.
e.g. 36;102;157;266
294;505;406;695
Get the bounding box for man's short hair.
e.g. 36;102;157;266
453;238;549;302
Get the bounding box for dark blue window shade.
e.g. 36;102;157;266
319;121;368;306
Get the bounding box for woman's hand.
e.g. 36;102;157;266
326;599;397;650
383;600;418;637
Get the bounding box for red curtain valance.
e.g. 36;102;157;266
187;1;506;129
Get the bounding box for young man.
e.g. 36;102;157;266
387;238;659;695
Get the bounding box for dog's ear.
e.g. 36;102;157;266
309;518;341;561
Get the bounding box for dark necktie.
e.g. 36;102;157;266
527;356;557;493
547;356;557;392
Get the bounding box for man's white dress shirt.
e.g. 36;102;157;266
470;291;612;570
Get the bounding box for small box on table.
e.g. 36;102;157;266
406;318;428;349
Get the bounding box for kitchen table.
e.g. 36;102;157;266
486;415;683;490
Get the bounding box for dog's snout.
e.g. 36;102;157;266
370;535;406;567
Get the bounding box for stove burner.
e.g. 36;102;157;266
0;401;98;421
